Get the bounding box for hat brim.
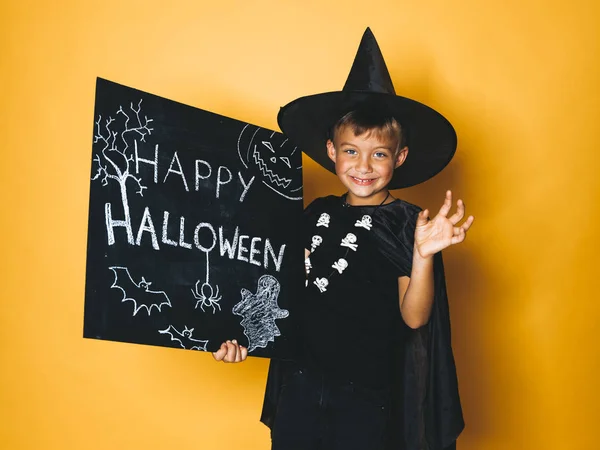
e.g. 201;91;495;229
278;91;457;189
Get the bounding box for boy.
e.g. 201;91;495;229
214;28;473;450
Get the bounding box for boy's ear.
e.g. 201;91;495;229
326;139;337;163
395;146;409;169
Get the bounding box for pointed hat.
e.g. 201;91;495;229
277;28;457;189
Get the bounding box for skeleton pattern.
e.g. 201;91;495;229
232;275;289;352
305;257;312;274
355;215;373;230
313;277;329;293
340;233;358;251
310;235;322;252
191;243;221;314
331;258;348;274
316;213;330;228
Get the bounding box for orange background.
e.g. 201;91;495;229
1;1;599;449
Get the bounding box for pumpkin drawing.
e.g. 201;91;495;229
237;124;303;200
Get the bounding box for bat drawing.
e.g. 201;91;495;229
159;325;209;351
109;266;172;316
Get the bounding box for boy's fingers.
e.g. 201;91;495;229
456;216;474;235
462;215;475;231
438;190;452;217
448;199;465;225
231;339;241;362
213;339;247;363
212;342;227;361
451;228;466;244
451;220;474;244
224;340;237;362
417;209;429;226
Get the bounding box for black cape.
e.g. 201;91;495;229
260;196;464;450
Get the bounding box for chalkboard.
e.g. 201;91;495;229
83;78;305;358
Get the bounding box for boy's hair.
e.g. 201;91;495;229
328;104;408;152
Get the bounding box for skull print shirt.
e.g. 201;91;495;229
299;195;417;388
261;194;465;450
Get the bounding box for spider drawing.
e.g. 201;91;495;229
191;281;222;314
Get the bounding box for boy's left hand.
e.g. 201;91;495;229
414;190;474;258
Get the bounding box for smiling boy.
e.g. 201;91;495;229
327;110;409;204
214;29;472;450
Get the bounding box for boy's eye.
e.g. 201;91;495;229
343;149;357;155
374;152;389;158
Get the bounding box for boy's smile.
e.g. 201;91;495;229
349;176;377;186
326;126;408;206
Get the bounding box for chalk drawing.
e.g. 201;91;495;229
159;325;209;351
237;124;302;201
109;266;171;316
163;151;190;191
191;251;222;314
92;100;153;246
192;227;221;314
232;275;289;352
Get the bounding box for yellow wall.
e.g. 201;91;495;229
1;1;599;449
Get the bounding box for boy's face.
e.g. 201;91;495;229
326;125;408;205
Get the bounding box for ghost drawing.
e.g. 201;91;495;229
232;275;289;352
237;124;303;200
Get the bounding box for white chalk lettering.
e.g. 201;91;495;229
219;226;239;259
179;216;192;249
195;159;212;191
216;166;232;198
237;235;249;262
194;222;216;253
106;203;287;272
238;172;256;202
105;202;134;245
134;141;158;183
249;237;262;266
161;211;178;246
164;151;190;192
136;207;160;250
264;239;286;272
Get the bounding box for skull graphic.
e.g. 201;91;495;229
311;235;323;252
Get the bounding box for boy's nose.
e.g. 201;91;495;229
355;156;372;173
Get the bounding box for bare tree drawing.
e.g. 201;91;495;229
91;100;153;245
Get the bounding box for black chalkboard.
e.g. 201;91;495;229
83;78;304;358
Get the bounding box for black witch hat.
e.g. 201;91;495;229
277;28;457;189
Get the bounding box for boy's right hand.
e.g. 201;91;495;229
212;339;248;363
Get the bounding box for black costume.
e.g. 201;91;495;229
268;27;465;449
260;195;464;450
